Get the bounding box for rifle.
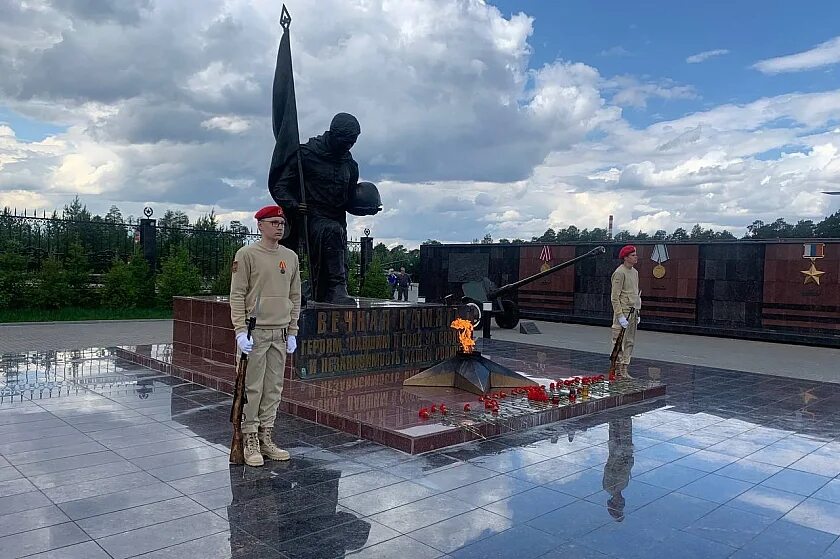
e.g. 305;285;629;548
608;307;636;381
230;299;259;464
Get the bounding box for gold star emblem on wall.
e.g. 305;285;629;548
801;261;825;285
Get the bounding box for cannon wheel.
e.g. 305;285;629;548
494;299;520;329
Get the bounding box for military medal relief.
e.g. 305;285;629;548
297;307;459;378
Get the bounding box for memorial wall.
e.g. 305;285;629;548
419;240;840;347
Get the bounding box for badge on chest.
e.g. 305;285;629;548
279;260;286;274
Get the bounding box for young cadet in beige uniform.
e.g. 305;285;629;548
610;245;641;379
230;205;301;467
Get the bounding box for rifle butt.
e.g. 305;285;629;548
229;354;248;464
230;430;245;464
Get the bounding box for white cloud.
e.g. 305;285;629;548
606;75;697;109
0;0;839;247
753;36;840;74
686;49;729;64
600;46;631;57
201;116;252;133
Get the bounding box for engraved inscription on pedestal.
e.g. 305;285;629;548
297;306;460;379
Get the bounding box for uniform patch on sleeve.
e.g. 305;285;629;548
232;261;239;273
279;260;286;274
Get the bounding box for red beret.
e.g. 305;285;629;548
619;245;636;260
254;205;285;220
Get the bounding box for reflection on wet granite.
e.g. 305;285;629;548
1;345;840;558
118;340;667;453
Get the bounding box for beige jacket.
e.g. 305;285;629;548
229;242;301;335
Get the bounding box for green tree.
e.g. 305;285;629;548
65;240;93;306
156;246;202;307
101;259;136;309
579;228;609;241
690;224;717;240
372;242;389;263
63;196;91;221
791;219;816;238
35;257;71;309
228;220;251;240
669;227;689;241
347;251;361;296
194;210;220;231
360;258;391;299
128;252;155;306
104;205;123;223
159;210;190;228
0;242;29;309
556;225;580;241
815;210;840;237
532;228;556;243
481;233;493;244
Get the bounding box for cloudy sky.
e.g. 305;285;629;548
1;0;840;247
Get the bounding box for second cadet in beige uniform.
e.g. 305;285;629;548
610;245;641;378
230;205;301;467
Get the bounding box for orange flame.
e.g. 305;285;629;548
451;318;475;353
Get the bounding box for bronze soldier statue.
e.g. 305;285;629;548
270;113;381;305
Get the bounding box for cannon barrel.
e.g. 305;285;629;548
489;246;606;299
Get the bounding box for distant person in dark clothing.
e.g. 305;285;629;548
396;267;411;301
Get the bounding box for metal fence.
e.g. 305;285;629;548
1;208;364;280
0;211;136;274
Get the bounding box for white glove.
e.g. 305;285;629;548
637;316;641;325
236;332;253;354
618;316;629;328
286;335;297;354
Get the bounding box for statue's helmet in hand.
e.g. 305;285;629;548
327;113;360;154
347;181;382;216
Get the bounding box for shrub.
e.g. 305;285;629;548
35;256;72;309
347;253;360;296
0;243;29;310
65;240;94;307
157;246;202;307
127;252;155;307
360;258;391;299
101;252;157;309
209;246;240;296
101;259;136;309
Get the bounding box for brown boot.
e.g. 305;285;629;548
258;427;290;461
243;432;264;467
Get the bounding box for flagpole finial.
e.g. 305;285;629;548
280;5;291;30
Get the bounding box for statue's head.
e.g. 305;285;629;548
327;112;360;154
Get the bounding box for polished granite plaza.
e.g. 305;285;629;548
1;343;839;558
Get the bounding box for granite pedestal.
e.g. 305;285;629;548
116;296;665;453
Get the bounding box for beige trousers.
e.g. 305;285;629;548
242;328;287;434
610;313;638;366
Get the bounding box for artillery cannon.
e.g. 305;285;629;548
455;246;606;329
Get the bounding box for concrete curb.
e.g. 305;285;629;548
0;319;173;327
